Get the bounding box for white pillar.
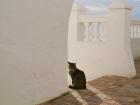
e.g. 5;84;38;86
68;3;87;61
109;0;136;77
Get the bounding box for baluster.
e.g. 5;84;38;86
138;24;140;38
133;24;136;38
91;22;96;42
92;22;100;42
84;22;90;42
136;24;139;38
88;23;94;42
97;22;102;42
132;24;134;38
92;22;97;42
134;24;137;38
99;22;106;42
131;25;133;38
133;25;135;38
103;22;109;42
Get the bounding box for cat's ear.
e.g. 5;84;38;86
68;62;71;64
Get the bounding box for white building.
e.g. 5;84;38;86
0;0;139;105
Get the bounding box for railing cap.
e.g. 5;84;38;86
109;0;132;10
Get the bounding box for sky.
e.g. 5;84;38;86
74;0;140;19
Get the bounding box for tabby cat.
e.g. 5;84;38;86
68;62;86;89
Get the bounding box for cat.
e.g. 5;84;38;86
68;62;86;89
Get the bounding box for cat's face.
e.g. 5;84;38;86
68;62;76;71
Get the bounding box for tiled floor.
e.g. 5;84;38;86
39;60;140;105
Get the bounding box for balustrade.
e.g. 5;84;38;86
79;16;109;43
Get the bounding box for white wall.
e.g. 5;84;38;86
0;0;73;105
131;38;140;59
68;2;136;81
68;40;135;81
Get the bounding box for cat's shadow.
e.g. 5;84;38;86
75;89;103;105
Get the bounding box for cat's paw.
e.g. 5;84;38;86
69;85;74;89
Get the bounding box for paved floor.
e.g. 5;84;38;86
88;59;140;105
39;60;140;105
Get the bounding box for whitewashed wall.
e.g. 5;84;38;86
0;0;73;105
68;1;136;81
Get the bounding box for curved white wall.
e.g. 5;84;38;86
0;0;73;105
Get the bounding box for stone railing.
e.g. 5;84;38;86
79;16;109;43
131;20;140;38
